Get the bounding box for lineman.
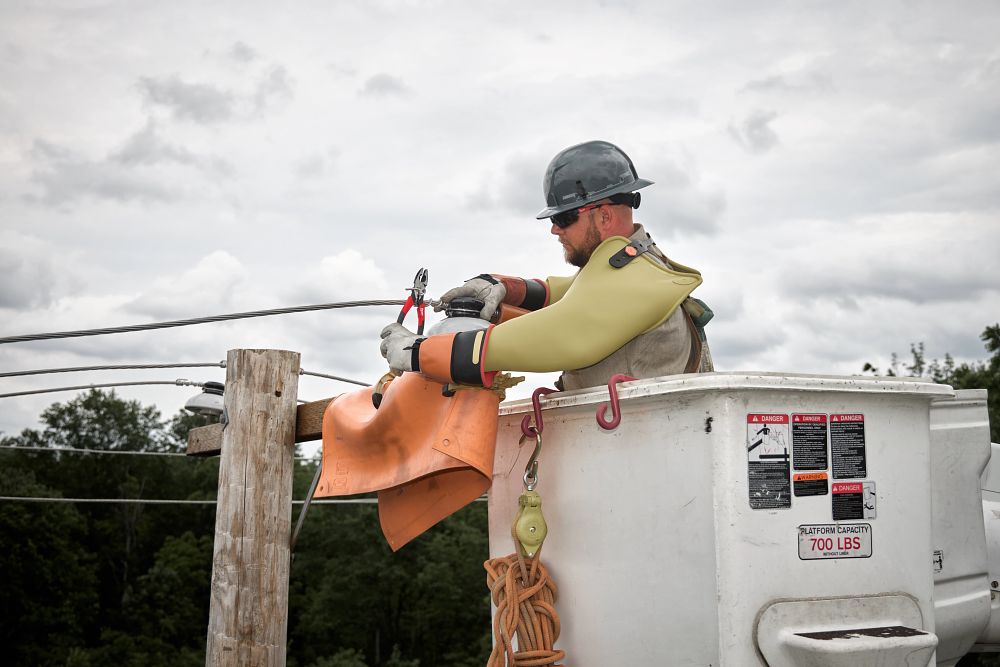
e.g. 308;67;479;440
380;140;713;391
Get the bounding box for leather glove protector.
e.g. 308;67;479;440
379;323;424;374
434;275;506;320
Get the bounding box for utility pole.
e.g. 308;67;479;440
205;349;300;667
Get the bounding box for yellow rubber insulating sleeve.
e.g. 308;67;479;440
546;275;576;304
482;236;702;373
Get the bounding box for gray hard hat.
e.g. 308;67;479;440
536;140;654;219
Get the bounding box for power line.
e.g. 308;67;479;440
0;379;208;399
0;444;321;462
0;362;365;390
0;445;190;458
0;361;225;378
0;299;405;345
0;495;484;505
300;369;367;386
0;496;380;505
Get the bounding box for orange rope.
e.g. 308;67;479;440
484;531;564;666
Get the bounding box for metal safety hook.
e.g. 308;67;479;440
520;386;558;438
596;373;637;430
522;432;543;491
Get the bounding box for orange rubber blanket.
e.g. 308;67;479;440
316;372;499;550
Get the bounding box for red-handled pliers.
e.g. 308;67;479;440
398;267;429;335
373;268;429;409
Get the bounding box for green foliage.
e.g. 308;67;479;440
1;389;490;666
0;467;97;666
288;493;489;666
864;324;1000;442
308;648;369;667
958;652;1000;666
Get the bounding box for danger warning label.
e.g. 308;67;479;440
792;413;828;471
832;481;876;520
830;413;867;479
794;472;829;497
747;414;791;510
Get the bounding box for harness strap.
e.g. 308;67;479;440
682;305;704;374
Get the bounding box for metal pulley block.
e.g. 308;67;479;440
514;490;548;558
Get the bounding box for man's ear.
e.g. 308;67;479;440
599;205;629;236
598;205;614;228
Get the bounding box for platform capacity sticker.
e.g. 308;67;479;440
792;413;828;471
798;523;872;560
747;414;791;510
793;472;829;497
830;413;867;479
832;481;877;520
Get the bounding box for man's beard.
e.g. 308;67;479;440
563;220;602;268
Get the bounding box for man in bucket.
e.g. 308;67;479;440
380;140;714;391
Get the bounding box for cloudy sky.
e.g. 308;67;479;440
2;0;999;440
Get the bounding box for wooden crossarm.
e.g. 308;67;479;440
186;397;334;456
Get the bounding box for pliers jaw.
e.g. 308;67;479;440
397;268;429;335
410;268;429;303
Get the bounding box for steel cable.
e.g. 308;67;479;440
0;496;378;505
0;361;225;378
0;379;208;399
0;299;405;344
0;362;365;387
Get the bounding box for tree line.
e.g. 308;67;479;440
0;392;490;666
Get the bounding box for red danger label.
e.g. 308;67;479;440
793;414;827;423
748;414;789;424
831;414;864;422
832;482;863;493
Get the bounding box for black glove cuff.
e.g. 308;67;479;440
473;273;499;285
409;338;425;372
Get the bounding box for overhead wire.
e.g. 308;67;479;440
0;496;380;505
0;361;365;387
0;495;485;505
0;444;321;461
0;379;210;399
1;445;190;458
0;361;225;378
299;369;368;386
0;298;406;344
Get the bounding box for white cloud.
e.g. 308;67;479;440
359;73;410;97
639;152;727;236
728;109;781;154
112;121;234;176
126;251;248;319
29;139;176;205
253;66;294;113
0;232;62;308
229;41;258;64
287;249;389;304
138;75;236;124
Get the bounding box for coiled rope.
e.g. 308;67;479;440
484;526;564;666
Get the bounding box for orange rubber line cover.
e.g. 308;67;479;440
317;372;499;551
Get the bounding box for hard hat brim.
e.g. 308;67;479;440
535;178;654;219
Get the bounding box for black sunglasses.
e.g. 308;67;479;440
550;202;610;229
549;192;640;229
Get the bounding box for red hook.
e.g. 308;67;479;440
596;374;637;430
520;387;558;438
